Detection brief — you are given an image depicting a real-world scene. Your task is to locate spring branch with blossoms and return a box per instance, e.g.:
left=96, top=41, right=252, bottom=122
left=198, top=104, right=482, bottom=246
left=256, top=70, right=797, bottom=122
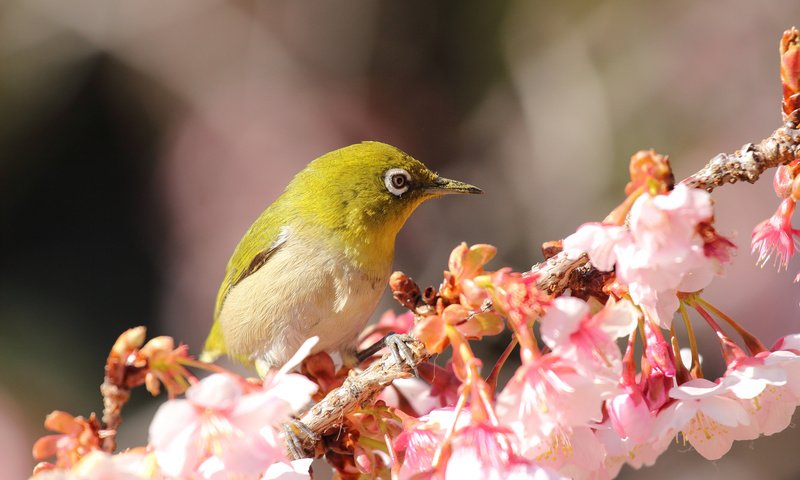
left=29, top=27, right=800, bottom=480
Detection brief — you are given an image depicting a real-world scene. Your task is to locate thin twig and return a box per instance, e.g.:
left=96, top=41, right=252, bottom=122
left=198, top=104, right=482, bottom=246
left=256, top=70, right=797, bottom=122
left=100, top=381, right=129, bottom=452
left=295, top=337, right=429, bottom=457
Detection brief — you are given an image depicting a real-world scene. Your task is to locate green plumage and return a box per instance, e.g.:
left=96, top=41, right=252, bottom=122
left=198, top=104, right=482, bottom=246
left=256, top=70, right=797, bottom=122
left=201, top=141, right=480, bottom=367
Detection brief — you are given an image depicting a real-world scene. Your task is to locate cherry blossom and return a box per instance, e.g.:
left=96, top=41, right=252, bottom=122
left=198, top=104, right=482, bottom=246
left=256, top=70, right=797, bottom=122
left=445, top=423, right=563, bottom=480
left=393, top=409, right=561, bottom=480
left=148, top=338, right=319, bottom=479
left=751, top=198, right=800, bottom=271
left=524, top=425, right=606, bottom=479
left=595, top=421, right=672, bottom=478
left=393, top=408, right=472, bottom=479
left=722, top=345, right=800, bottom=436
left=378, top=377, right=443, bottom=417
left=539, top=297, right=638, bottom=374
left=564, top=184, right=732, bottom=328
left=31, top=450, right=161, bottom=480
left=561, top=223, right=628, bottom=271
left=736, top=383, right=798, bottom=438
left=725, top=354, right=792, bottom=400
left=32, top=411, right=103, bottom=471
left=496, top=352, right=617, bottom=454
left=655, top=378, right=751, bottom=460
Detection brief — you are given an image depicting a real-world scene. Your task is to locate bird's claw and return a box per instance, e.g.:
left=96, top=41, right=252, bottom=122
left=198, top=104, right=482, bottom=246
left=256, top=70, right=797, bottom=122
left=356, top=332, right=419, bottom=375
left=282, top=419, right=318, bottom=460
left=385, top=333, right=418, bottom=376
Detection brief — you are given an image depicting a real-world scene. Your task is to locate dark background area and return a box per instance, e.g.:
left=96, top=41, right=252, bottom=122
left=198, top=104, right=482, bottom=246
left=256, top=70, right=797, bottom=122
left=3, top=1, right=800, bottom=478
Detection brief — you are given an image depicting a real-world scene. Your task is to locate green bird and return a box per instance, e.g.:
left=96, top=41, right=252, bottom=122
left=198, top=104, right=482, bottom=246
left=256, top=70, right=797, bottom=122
left=201, top=141, right=481, bottom=370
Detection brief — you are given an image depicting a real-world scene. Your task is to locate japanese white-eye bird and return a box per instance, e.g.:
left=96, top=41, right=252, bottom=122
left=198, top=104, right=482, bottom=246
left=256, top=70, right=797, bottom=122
left=201, top=141, right=481, bottom=370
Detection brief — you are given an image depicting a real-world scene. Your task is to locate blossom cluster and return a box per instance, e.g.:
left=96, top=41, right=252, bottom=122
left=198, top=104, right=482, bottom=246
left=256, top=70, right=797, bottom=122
left=30, top=205, right=800, bottom=479
left=32, top=337, right=319, bottom=480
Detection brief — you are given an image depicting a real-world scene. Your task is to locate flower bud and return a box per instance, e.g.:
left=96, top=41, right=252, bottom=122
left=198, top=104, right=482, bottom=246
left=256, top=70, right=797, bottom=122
left=625, top=149, right=673, bottom=196
left=781, top=27, right=800, bottom=118
left=110, top=327, right=146, bottom=356
left=390, top=271, right=421, bottom=310
left=774, top=165, right=794, bottom=198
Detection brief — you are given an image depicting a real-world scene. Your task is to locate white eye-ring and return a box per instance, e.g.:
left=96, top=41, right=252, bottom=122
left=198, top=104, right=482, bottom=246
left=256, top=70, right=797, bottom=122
left=384, top=168, right=411, bottom=196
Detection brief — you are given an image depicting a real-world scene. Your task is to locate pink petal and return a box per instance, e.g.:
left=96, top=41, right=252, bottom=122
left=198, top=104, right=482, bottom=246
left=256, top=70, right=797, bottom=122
left=43, top=411, right=80, bottom=435
left=669, top=378, right=724, bottom=399
left=653, top=184, right=712, bottom=222
left=32, top=435, right=61, bottom=461
left=773, top=334, right=800, bottom=350
left=697, top=396, right=750, bottom=427
left=148, top=400, right=202, bottom=477
left=233, top=375, right=317, bottom=432
left=651, top=290, right=680, bottom=329
left=595, top=298, right=639, bottom=339
left=746, top=386, right=797, bottom=435
left=264, top=459, right=313, bottom=480
left=216, top=434, right=286, bottom=478
left=379, top=378, right=440, bottom=416
left=628, top=283, right=678, bottom=329
left=72, top=451, right=148, bottom=480
left=657, top=401, right=696, bottom=433
left=563, top=223, right=627, bottom=272
left=540, top=297, right=587, bottom=348
left=278, top=336, right=319, bottom=376
left=683, top=418, right=736, bottom=460
left=676, top=262, right=716, bottom=293
left=608, top=393, right=653, bottom=442
left=728, top=368, right=786, bottom=400
left=197, top=456, right=226, bottom=480
left=263, top=374, right=319, bottom=412
left=186, top=374, right=243, bottom=410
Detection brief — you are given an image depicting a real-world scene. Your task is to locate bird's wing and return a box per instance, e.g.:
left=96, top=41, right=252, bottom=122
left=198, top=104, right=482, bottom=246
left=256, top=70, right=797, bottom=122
left=200, top=224, right=291, bottom=362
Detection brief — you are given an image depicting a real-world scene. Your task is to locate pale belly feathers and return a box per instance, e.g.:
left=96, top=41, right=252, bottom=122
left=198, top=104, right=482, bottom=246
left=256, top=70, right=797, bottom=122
left=217, top=233, right=389, bottom=368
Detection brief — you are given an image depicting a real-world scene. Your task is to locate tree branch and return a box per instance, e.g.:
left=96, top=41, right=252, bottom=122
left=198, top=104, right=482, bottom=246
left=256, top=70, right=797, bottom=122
left=296, top=336, right=428, bottom=457
left=531, top=251, right=589, bottom=295
left=682, top=123, right=799, bottom=191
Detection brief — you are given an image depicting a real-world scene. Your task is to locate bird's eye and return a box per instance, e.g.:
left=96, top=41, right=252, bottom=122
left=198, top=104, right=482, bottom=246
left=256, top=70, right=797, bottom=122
left=384, top=168, right=411, bottom=196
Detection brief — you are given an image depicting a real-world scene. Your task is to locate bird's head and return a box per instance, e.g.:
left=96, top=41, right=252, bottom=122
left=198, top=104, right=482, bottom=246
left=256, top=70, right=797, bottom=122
left=284, top=141, right=481, bottom=261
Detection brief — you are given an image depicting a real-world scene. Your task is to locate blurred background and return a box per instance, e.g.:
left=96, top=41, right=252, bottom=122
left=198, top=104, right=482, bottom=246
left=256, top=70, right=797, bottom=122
left=3, top=0, right=800, bottom=478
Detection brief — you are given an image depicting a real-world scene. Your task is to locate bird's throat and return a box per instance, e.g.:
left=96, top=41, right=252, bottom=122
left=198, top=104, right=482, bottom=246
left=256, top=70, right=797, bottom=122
left=339, top=224, right=397, bottom=275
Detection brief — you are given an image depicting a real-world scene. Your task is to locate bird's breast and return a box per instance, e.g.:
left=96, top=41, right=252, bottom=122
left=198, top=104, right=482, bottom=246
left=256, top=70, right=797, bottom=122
left=217, top=233, right=390, bottom=367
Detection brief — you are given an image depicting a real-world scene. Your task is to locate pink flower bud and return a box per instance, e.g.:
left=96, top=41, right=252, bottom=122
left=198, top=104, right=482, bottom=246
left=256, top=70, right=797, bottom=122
left=774, top=165, right=794, bottom=198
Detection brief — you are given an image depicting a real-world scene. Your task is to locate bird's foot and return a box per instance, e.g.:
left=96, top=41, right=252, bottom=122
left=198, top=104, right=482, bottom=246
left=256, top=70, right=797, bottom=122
left=385, top=333, right=419, bottom=375
left=357, top=332, right=418, bottom=376
left=282, top=418, right=318, bottom=460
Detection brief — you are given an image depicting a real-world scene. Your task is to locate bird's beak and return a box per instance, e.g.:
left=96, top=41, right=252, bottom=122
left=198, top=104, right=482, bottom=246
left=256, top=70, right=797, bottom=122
left=425, top=176, right=483, bottom=196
